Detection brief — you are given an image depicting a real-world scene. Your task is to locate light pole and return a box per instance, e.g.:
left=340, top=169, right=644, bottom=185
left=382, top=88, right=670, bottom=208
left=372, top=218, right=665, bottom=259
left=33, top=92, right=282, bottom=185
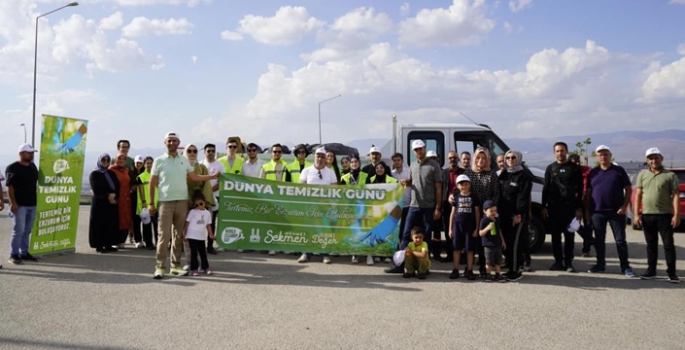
left=20, top=123, right=27, bottom=143
left=318, top=94, right=341, bottom=145
left=32, top=2, right=79, bottom=147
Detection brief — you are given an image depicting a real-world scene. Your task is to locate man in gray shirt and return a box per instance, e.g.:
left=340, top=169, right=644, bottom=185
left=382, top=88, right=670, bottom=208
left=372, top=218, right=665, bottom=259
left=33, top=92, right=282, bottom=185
left=386, top=140, right=443, bottom=273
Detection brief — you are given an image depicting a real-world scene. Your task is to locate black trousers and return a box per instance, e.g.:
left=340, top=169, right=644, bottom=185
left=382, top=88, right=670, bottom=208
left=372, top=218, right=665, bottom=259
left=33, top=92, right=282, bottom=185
left=188, top=238, right=209, bottom=270
left=208, top=209, right=218, bottom=249
left=397, top=207, right=410, bottom=250
left=133, top=215, right=142, bottom=243
left=441, top=201, right=454, bottom=262
left=502, top=214, right=527, bottom=273
left=142, top=215, right=158, bottom=248
left=549, top=203, right=577, bottom=266
left=642, top=214, right=676, bottom=275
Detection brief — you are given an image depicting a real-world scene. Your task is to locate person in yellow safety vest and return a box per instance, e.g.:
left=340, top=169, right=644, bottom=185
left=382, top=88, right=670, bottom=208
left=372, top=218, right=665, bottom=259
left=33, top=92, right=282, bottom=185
left=326, top=150, right=342, bottom=184
left=260, top=143, right=291, bottom=183
left=137, top=156, right=159, bottom=250
left=286, top=144, right=311, bottom=183
left=368, top=161, right=398, bottom=184
left=217, top=138, right=244, bottom=175
left=340, top=156, right=368, bottom=185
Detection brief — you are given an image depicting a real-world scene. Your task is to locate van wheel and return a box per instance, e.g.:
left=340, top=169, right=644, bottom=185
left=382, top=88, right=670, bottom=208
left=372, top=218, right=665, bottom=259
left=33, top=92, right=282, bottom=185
left=528, top=216, right=546, bottom=253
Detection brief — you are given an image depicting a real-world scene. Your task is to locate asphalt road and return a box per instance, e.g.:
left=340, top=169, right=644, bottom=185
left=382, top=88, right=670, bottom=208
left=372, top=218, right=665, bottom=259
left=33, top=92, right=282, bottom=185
left=1, top=207, right=684, bottom=350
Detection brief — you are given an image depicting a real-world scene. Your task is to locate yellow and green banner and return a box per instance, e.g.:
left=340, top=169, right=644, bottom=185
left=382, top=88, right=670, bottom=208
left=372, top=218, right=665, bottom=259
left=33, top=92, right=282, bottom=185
left=216, top=174, right=404, bottom=256
left=31, top=115, right=88, bottom=255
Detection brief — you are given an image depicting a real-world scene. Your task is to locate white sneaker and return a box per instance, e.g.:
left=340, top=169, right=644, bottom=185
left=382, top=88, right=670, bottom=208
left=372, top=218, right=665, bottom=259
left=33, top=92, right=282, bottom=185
left=297, top=254, right=309, bottom=263
left=374, top=257, right=381, bottom=263
left=351, top=256, right=359, bottom=264
left=118, top=244, right=125, bottom=249
left=268, top=250, right=276, bottom=256
left=366, top=256, right=375, bottom=265
left=183, top=264, right=190, bottom=271
left=135, top=242, right=144, bottom=249
left=323, top=256, right=332, bottom=264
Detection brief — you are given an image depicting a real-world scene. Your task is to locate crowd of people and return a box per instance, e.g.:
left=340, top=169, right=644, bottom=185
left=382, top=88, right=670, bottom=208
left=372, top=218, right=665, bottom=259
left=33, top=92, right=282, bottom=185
left=1, top=135, right=680, bottom=284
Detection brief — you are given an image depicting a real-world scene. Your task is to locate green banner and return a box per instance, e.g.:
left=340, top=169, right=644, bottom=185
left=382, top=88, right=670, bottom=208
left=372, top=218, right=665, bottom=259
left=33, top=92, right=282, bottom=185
left=216, top=174, right=404, bottom=256
left=30, top=115, right=88, bottom=255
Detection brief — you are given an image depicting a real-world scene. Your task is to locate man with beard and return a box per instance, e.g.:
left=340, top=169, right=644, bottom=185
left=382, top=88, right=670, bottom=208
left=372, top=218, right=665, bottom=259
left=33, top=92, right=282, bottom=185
left=286, top=144, right=312, bottom=183
left=362, top=146, right=391, bottom=178
left=242, top=143, right=264, bottom=178
left=5, top=144, right=40, bottom=265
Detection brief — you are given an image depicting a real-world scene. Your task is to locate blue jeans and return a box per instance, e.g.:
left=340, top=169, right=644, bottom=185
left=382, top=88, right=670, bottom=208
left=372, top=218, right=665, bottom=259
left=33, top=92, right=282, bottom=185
left=10, top=206, right=37, bottom=257
left=400, top=207, right=435, bottom=250
left=592, top=211, right=630, bottom=270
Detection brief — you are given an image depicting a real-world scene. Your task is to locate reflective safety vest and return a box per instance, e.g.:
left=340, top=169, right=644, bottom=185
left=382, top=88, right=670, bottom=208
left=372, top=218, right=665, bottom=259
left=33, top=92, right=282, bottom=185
left=370, top=175, right=398, bottom=184
left=136, top=171, right=158, bottom=214
left=286, top=160, right=311, bottom=183
left=340, top=171, right=368, bottom=185
left=218, top=155, right=244, bottom=175
left=262, top=160, right=290, bottom=182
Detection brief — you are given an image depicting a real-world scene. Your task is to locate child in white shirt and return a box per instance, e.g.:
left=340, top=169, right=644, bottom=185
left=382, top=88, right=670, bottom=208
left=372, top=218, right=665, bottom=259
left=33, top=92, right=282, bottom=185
left=183, top=191, right=216, bottom=276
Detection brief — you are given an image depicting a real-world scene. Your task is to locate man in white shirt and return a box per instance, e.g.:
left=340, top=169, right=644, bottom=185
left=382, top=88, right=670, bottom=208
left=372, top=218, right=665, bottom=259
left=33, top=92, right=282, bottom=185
left=242, top=143, right=264, bottom=178
left=297, top=147, right=337, bottom=264
left=201, top=143, right=225, bottom=255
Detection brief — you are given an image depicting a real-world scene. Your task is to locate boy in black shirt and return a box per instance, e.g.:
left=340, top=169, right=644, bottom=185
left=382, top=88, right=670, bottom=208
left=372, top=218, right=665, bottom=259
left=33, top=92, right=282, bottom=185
left=448, top=175, right=481, bottom=280
left=480, top=200, right=506, bottom=282
left=542, top=142, right=584, bottom=273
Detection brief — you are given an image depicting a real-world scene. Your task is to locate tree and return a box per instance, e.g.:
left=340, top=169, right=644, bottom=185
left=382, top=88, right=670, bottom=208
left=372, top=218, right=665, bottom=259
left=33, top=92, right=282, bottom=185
left=570, top=138, right=592, bottom=166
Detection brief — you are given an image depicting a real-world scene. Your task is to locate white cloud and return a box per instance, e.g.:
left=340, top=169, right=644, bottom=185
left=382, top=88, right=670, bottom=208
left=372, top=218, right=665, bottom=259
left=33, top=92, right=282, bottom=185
left=221, top=30, right=243, bottom=41
left=88, top=0, right=210, bottom=6
left=331, top=7, right=392, bottom=33
left=400, top=3, right=411, bottom=17
left=640, top=56, right=685, bottom=102
left=191, top=55, right=198, bottom=63
left=398, top=0, right=496, bottom=48
left=99, top=12, right=124, bottom=30
left=122, top=17, right=193, bottom=37
left=509, top=0, right=533, bottom=13
left=222, top=6, right=324, bottom=45
left=678, top=43, right=685, bottom=55
left=669, top=0, right=685, bottom=4
left=502, top=21, right=523, bottom=34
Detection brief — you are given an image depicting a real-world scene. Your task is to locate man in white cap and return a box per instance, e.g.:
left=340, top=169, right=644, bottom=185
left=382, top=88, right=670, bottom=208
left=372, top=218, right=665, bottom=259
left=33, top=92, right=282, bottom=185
left=362, top=145, right=391, bottom=178
left=148, top=132, right=219, bottom=279
left=634, top=147, right=680, bottom=283
left=585, top=145, right=634, bottom=277
left=5, top=144, right=40, bottom=265
left=297, top=147, right=338, bottom=264
left=386, top=139, right=443, bottom=273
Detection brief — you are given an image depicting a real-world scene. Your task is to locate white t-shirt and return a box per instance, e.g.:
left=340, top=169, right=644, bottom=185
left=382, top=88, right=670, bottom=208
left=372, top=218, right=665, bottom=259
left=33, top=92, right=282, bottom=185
left=185, top=208, right=213, bottom=241
left=202, top=159, right=225, bottom=212
left=392, top=167, right=411, bottom=208
left=300, top=166, right=337, bottom=185
left=242, top=159, right=264, bottom=178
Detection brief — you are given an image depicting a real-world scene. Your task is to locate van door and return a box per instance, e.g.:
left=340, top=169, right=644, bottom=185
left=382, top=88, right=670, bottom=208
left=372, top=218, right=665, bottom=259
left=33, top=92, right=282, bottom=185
left=406, top=130, right=445, bottom=167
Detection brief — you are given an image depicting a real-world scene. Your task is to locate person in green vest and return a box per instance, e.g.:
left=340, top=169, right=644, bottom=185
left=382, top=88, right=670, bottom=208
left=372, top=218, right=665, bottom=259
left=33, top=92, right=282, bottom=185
left=368, top=162, right=397, bottom=184
left=182, top=143, right=216, bottom=271
left=131, top=155, right=146, bottom=248
left=340, top=156, right=351, bottom=176
left=217, top=138, right=244, bottom=175
left=137, top=156, right=158, bottom=250
left=340, top=156, right=367, bottom=185
left=326, top=150, right=341, bottom=184
left=259, top=143, right=291, bottom=256
left=286, top=144, right=311, bottom=183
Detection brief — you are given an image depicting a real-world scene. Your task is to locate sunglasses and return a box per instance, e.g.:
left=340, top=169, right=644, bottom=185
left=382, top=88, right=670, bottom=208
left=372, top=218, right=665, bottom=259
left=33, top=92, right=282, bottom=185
left=248, top=149, right=257, bottom=152
left=228, top=145, right=238, bottom=149
left=273, top=150, right=282, bottom=154
left=205, top=149, right=215, bottom=153
left=505, top=156, right=516, bottom=160
left=186, top=149, right=197, bottom=154
left=196, top=202, right=205, bottom=207
left=317, top=170, right=323, bottom=179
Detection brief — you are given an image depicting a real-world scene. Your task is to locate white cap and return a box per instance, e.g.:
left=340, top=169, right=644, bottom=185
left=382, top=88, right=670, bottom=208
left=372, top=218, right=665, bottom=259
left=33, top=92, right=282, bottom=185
left=567, top=217, right=581, bottom=233
left=164, top=131, right=179, bottom=140
left=412, top=139, right=426, bottom=150
left=18, top=143, right=37, bottom=153
left=456, top=174, right=470, bottom=183
left=645, top=147, right=661, bottom=157
left=595, top=145, right=611, bottom=153
left=134, top=155, right=144, bottom=163
left=426, top=150, right=438, bottom=158
left=315, top=147, right=327, bottom=155
left=369, top=146, right=381, bottom=154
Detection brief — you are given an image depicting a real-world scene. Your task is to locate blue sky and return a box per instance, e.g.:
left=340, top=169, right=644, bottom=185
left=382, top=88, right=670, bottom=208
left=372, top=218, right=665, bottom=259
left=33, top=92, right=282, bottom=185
left=1, top=0, right=684, bottom=156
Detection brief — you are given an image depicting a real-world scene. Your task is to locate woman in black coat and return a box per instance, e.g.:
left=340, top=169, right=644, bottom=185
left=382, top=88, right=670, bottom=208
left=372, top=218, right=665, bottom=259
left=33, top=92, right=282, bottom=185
left=89, top=153, right=120, bottom=253
left=498, top=149, right=532, bottom=281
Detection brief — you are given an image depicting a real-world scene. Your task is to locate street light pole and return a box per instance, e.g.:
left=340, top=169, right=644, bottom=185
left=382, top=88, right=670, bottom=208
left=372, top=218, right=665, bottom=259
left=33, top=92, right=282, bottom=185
left=20, top=123, right=27, bottom=143
left=317, top=94, right=341, bottom=145
left=31, top=2, right=79, bottom=147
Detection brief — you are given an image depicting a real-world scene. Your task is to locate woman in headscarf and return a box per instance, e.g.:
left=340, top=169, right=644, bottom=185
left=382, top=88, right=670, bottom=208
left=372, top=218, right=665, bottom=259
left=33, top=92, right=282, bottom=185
left=368, top=162, right=397, bottom=184
left=498, top=150, right=532, bottom=281
left=109, top=152, right=134, bottom=246
left=89, top=153, right=120, bottom=253
left=340, top=156, right=351, bottom=176
left=183, top=143, right=215, bottom=270
left=340, top=156, right=368, bottom=185
left=464, top=147, right=500, bottom=278
left=326, top=150, right=341, bottom=184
